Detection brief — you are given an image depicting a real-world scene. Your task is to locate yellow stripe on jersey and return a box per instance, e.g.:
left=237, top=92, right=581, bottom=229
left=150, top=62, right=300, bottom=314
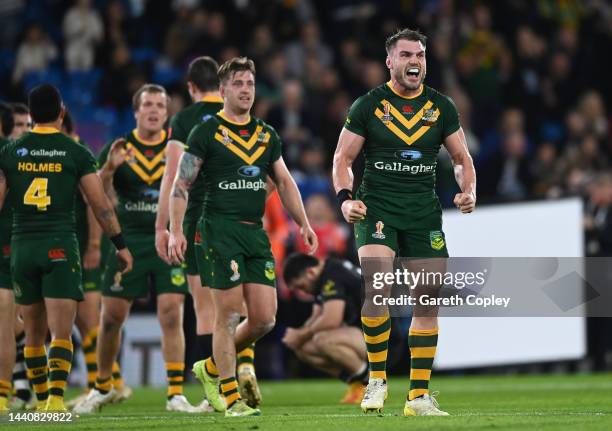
left=214, top=133, right=267, bottom=165
left=127, top=144, right=166, bottom=171
left=218, top=125, right=264, bottom=151
left=380, top=99, right=433, bottom=130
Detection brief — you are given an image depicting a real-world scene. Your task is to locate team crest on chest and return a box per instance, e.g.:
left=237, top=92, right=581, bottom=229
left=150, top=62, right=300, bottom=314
left=421, top=108, right=439, bottom=125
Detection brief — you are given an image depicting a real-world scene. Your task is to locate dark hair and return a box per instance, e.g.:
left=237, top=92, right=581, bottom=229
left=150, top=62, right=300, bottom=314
left=0, top=102, right=14, bottom=137
left=283, top=253, right=319, bottom=285
left=385, top=28, right=427, bottom=54
left=187, top=56, right=220, bottom=92
left=28, top=84, right=62, bottom=123
left=11, top=102, right=29, bottom=116
left=132, top=83, right=168, bottom=111
left=218, top=57, right=256, bottom=84
left=62, top=109, right=74, bottom=134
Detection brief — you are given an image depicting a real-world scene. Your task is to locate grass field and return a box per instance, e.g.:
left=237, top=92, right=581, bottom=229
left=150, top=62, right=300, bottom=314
left=5, top=373, right=612, bottom=430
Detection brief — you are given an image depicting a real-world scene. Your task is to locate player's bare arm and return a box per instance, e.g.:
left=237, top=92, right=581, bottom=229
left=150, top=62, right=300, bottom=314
left=155, top=140, right=184, bottom=264
left=0, top=167, right=7, bottom=210
left=271, top=156, right=318, bottom=254
left=444, top=127, right=476, bottom=214
left=168, top=152, right=203, bottom=263
left=83, top=203, right=102, bottom=270
left=283, top=301, right=344, bottom=349
left=332, top=128, right=368, bottom=223
left=99, top=137, right=130, bottom=203
left=80, top=172, right=133, bottom=273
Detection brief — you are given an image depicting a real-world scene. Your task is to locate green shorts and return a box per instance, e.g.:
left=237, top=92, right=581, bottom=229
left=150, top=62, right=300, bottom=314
left=354, top=203, right=449, bottom=258
left=201, top=218, right=276, bottom=289
left=0, top=240, right=11, bottom=289
left=10, top=233, right=84, bottom=305
left=184, top=204, right=203, bottom=276
left=195, top=217, right=211, bottom=287
left=79, top=236, right=111, bottom=292
left=102, top=233, right=188, bottom=298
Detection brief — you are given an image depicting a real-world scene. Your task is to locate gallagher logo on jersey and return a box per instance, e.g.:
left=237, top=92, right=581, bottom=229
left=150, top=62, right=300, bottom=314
left=237, top=165, right=261, bottom=177
left=395, top=150, right=422, bottom=161
left=16, top=148, right=28, bottom=157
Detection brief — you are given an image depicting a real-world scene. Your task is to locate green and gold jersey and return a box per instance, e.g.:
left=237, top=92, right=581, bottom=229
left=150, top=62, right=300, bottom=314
left=186, top=112, right=282, bottom=222
left=0, top=127, right=97, bottom=236
left=169, top=96, right=224, bottom=212
left=99, top=129, right=168, bottom=236
left=0, top=137, right=13, bottom=243
left=345, top=82, right=460, bottom=197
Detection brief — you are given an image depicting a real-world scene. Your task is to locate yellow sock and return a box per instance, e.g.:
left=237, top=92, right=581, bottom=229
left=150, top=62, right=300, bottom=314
left=24, top=345, right=49, bottom=402
left=361, top=315, right=391, bottom=380
left=236, top=343, right=255, bottom=372
left=95, top=376, right=112, bottom=394
left=205, top=357, right=219, bottom=377
left=0, top=379, right=11, bottom=401
left=83, top=327, right=98, bottom=389
left=166, top=362, right=184, bottom=399
left=48, top=338, right=73, bottom=399
left=112, top=361, right=124, bottom=389
left=407, top=328, right=438, bottom=400
left=220, top=376, right=240, bottom=408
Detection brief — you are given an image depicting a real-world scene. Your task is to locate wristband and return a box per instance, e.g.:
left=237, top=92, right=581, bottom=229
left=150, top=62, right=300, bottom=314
left=336, top=189, right=353, bottom=206
left=110, top=234, right=127, bottom=250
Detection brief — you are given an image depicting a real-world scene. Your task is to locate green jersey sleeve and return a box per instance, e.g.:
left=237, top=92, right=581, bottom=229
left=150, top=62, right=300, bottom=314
left=74, top=143, right=98, bottom=177
left=344, top=94, right=372, bottom=137
left=441, top=95, right=460, bottom=138
left=169, top=113, right=189, bottom=144
left=268, top=126, right=282, bottom=162
left=185, top=123, right=209, bottom=161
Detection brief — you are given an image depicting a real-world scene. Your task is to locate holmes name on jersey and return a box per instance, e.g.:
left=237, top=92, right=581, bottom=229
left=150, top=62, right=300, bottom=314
left=218, top=179, right=267, bottom=191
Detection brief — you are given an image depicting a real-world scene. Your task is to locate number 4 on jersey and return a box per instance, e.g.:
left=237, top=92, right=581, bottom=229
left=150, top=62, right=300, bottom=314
left=24, top=177, right=51, bottom=211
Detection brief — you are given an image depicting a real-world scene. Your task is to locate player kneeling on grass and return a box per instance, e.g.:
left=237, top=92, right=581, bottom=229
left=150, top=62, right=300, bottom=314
left=282, top=253, right=369, bottom=404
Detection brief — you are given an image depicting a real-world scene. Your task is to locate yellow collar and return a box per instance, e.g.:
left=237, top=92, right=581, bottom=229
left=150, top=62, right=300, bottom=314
left=199, top=95, right=223, bottom=103
left=217, top=110, right=251, bottom=126
left=32, top=126, right=60, bottom=134
left=386, top=81, right=423, bottom=99
left=133, top=129, right=167, bottom=146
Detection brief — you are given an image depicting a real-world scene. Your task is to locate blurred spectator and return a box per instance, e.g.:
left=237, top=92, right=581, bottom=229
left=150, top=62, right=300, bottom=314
left=0, top=0, right=25, bottom=49
left=247, top=25, right=277, bottom=64
left=289, top=194, right=348, bottom=260
left=99, top=43, right=144, bottom=109
left=479, top=131, right=533, bottom=201
left=12, top=24, right=58, bottom=83
left=291, top=143, right=332, bottom=202
left=577, top=90, right=608, bottom=140
left=268, top=79, right=313, bottom=166
left=63, top=0, right=104, bottom=71
left=285, top=21, right=333, bottom=79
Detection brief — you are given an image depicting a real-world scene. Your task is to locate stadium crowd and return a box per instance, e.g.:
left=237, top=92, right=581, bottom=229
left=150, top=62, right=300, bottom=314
left=1, top=0, right=612, bottom=377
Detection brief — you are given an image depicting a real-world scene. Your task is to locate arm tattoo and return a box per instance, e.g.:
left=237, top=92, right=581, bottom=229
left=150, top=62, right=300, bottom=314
left=178, top=153, right=202, bottom=186
left=172, top=153, right=202, bottom=200
left=95, top=207, right=121, bottom=237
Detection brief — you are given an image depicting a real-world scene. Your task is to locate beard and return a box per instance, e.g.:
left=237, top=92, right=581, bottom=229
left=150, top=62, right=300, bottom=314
left=394, top=66, right=426, bottom=91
